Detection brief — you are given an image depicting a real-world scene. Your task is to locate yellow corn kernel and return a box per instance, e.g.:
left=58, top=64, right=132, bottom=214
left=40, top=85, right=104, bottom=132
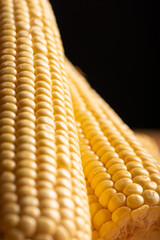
left=143, top=181, right=157, bottom=191
left=99, top=221, right=117, bottom=240
left=142, top=190, right=160, bottom=206
left=112, top=206, right=131, bottom=223
left=114, top=178, right=133, bottom=192
left=91, top=172, right=111, bottom=189
left=123, top=183, right=143, bottom=196
left=127, top=194, right=144, bottom=209
left=112, top=170, right=132, bottom=182
left=108, top=193, right=126, bottom=212
left=99, top=188, right=117, bottom=208
left=133, top=175, right=150, bottom=186
left=107, top=162, right=127, bottom=175
left=95, top=180, right=114, bottom=197
left=90, top=202, right=102, bottom=219
left=93, top=209, right=111, bottom=230
left=105, top=158, right=124, bottom=168
left=101, top=151, right=119, bottom=165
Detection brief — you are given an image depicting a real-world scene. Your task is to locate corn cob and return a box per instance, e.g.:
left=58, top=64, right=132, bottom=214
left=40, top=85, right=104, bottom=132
left=0, top=0, right=91, bottom=239
left=66, top=60, right=160, bottom=240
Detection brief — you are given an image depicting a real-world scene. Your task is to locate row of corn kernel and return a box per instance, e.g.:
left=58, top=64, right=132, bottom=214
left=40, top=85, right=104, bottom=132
left=40, top=2, right=76, bottom=239
left=0, top=0, right=18, bottom=238
left=14, top=1, right=39, bottom=239
left=62, top=71, right=91, bottom=240
left=85, top=180, right=101, bottom=240
left=60, top=71, right=90, bottom=239
left=42, top=2, right=91, bottom=238
left=36, top=0, right=91, bottom=239
left=28, top=0, right=60, bottom=239
left=86, top=176, right=112, bottom=239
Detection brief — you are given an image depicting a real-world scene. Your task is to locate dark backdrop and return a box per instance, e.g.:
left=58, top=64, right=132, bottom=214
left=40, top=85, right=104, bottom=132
left=50, top=0, right=160, bottom=129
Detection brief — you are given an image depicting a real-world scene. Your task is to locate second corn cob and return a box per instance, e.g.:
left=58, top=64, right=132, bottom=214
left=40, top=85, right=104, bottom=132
left=66, top=60, right=160, bottom=240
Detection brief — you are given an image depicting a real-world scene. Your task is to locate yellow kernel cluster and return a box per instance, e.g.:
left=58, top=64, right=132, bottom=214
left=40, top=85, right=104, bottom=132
left=0, top=0, right=91, bottom=240
left=66, top=60, right=160, bottom=240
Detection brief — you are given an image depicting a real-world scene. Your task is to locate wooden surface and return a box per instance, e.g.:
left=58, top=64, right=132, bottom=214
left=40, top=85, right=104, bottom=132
left=134, top=129, right=160, bottom=149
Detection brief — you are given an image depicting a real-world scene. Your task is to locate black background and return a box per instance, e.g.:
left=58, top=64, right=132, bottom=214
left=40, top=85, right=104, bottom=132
left=50, top=0, right=160, bottom=129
